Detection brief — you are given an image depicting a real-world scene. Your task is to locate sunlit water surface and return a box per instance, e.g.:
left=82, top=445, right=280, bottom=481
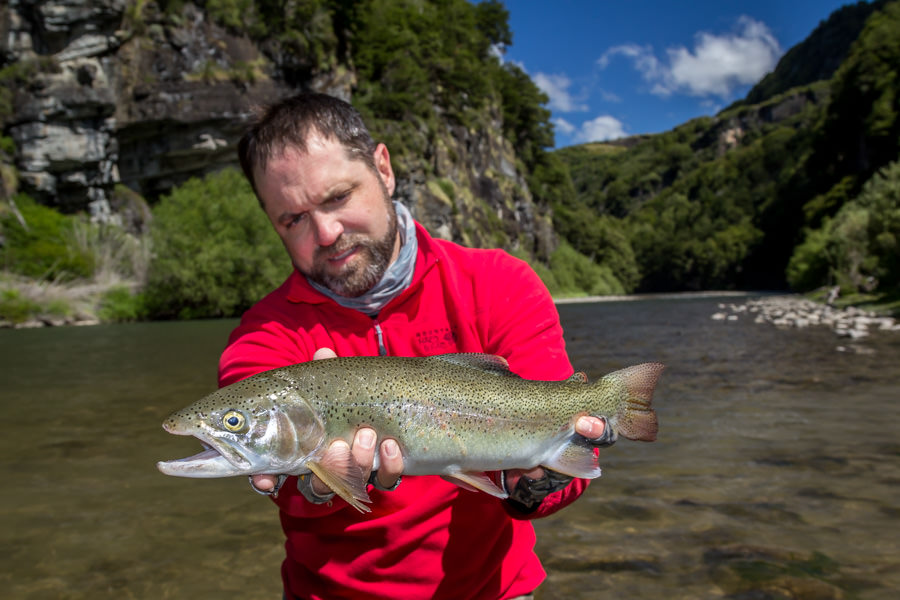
left=1, top=295, right=898, bottom=599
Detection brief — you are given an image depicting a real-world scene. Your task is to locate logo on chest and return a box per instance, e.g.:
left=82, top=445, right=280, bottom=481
left=415, top=326, right=458, bottom=353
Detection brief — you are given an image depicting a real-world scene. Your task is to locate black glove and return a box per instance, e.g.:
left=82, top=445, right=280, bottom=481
left=504, top=416, right=617, bottom=513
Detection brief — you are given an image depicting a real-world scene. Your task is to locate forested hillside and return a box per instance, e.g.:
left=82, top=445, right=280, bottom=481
left=1, top=0, right=898, bottom=326
left=739, top=0, right=886, bottom=106
left=554, top=0, right=900, bottom=299
left=1, top=0, right=590, bottom=324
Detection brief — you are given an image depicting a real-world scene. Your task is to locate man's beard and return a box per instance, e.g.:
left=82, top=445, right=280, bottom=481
left=305, top=192, right=398, bottom=298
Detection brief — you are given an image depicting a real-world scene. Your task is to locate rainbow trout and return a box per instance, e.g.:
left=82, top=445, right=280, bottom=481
left=157, top=354, right=663, bottom=512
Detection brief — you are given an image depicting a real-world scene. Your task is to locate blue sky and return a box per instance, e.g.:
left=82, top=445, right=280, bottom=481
left=500, top=0, right=857, bottom=148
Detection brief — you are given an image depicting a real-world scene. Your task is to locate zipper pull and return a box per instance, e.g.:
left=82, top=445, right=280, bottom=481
left=374, top=322, right=387, bottom=356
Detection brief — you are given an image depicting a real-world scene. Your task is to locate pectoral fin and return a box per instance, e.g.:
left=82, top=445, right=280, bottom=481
left=543, top=436, right=603, bottom=479
left=307, top=446, right=372, bottom=513
left=441, top=471, right=508, bottom=498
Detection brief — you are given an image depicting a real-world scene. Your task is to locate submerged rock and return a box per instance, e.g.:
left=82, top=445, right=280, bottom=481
left=705, top=545, right=846, bottom=599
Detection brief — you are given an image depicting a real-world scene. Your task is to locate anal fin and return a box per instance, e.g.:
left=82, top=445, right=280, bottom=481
left=441, top=471, right=508, bottom=498
left=543, top=436, right=603, bottom=479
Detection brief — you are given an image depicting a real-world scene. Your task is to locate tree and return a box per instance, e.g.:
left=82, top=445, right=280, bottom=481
left=143, top=169, right=290, bottom=319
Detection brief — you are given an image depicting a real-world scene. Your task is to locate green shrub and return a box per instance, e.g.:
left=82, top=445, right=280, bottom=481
left=787, top=160, right=900, bottom=293
left=548, top=242, right=625, bottom=297
left=0, top=288, right=40, bottom=323
left=66, top=217, right=150, bottom=282
left=786, top=226, right=832, bottom=291
left=143, top=168, right=290, bottom=319
left=0, top=194, right=94, bottom=280
left=856, top=160, right=900, bottom=290
left=98, top=285, right=147, bottom=322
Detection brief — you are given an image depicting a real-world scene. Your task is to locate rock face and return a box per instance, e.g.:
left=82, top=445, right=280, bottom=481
left=1, top=0, right=556, bottom=258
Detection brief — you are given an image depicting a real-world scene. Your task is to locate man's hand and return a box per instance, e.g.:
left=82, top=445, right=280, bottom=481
left=250, top=348, right=404, bottom=495
left=505, top=415, right=608, bottom=484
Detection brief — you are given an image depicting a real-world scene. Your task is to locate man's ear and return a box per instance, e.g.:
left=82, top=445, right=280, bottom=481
left=373, top=143, right=396, bottom=196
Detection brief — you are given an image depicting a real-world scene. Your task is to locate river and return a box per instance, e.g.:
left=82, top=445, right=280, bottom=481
left=1, top=295, right=898, bottom=599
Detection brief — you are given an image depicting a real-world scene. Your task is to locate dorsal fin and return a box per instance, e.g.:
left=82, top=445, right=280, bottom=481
left=430, top=353, right=517, bottom=377
left=566, top=372, right=589, bottom=383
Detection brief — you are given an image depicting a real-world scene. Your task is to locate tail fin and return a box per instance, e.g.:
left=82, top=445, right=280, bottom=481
left=607, top=362, right=664, bottom=442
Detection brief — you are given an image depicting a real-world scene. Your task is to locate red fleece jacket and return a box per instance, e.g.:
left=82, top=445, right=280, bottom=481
left=219, top=223, right=590, bottom=600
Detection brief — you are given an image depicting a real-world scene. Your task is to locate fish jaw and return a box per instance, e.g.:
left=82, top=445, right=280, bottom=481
left=156, top=442, right=253, bottom=478
left=156, top=422, right=262, bottom=478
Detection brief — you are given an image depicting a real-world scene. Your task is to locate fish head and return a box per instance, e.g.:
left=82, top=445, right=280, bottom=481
left=157, top=375, right=325, bottom=478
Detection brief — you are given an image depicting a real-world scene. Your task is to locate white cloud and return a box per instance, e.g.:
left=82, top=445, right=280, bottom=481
left=598, top=17, right=781, bottom=99
left=532, top=72, right=589, bottom=113
left=599, top=44, right=663, bottom=80
left=598, top=89, right=622, bottom=103
left=553, top=117, right=576, bottom=135
left=665, top=17, right=781, bottom=96
left=574, top=115, right=628, bottom=143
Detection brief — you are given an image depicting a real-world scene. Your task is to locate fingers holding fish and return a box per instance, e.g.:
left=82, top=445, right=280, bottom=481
left=351, top=430, right=405, bottom=491
left=310, top=350, right=403, bottom=497
left=348, top=428, right=377, bottom=493
left=373, top=438, right=403, bottom=491
left=576, top=415, right=617, bottom=447
left=309, top=428, right=405, bottom=498
left=250, top=473, right=280, bottom=493
left=313, top=347, right=339, bottom=360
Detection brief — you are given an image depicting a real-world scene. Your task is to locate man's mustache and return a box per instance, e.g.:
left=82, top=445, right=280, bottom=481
left=315, top=236, right=365, bottom=261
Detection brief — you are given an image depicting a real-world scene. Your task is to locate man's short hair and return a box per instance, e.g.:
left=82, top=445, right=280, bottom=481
left=238, top=93, right=378, bottom=201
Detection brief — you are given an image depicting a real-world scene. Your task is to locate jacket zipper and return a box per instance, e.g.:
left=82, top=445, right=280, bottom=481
left=374, top=322, right=387, bottom=356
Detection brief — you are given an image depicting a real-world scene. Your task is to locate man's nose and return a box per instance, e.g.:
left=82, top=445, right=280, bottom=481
left=313, top=213, right=344, bottom=247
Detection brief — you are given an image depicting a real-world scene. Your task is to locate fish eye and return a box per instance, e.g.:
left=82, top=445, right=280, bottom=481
left=222, top=410, right=246, bottom=432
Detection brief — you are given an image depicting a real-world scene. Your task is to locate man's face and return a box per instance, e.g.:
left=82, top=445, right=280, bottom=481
left=254, top=135, right=400, bottom=297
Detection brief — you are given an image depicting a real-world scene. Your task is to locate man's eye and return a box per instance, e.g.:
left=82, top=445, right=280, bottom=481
left=287, top=214, right=307, bottom=228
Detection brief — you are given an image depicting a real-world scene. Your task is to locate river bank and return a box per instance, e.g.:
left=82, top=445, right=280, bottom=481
left=1, top=281, right=752, bottom=329
left=4, top=280, right=898, bottom=332
left=554, top=290, right=755, bottom=304
left=0, top=274, right=137, bottom=329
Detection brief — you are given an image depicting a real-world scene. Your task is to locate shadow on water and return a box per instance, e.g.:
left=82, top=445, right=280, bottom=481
left=1, top=295, right=898, bottom=599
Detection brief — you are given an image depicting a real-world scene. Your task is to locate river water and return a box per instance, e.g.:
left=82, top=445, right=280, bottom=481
left=1, top=295, right=898, bottom=599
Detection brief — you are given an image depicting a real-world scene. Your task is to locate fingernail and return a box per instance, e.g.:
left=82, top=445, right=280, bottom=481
left=357, top=429, right=375, bottom=450
left=383, top=439, right=399, bottom=458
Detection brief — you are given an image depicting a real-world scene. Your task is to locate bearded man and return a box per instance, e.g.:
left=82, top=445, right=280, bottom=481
left=223, top=92, right=610, bottom=600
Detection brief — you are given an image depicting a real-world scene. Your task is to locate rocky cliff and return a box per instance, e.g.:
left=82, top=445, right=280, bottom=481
left=1, top=0, right=555, bottom=257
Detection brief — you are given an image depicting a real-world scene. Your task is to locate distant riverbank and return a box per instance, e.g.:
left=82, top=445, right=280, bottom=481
left=4, top=282, right=896, bottom=330
left=554, top=290, right=756, bottom=305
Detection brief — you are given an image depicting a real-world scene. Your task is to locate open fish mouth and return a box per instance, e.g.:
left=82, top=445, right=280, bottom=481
left=157, top=440, right=251, bottom=478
